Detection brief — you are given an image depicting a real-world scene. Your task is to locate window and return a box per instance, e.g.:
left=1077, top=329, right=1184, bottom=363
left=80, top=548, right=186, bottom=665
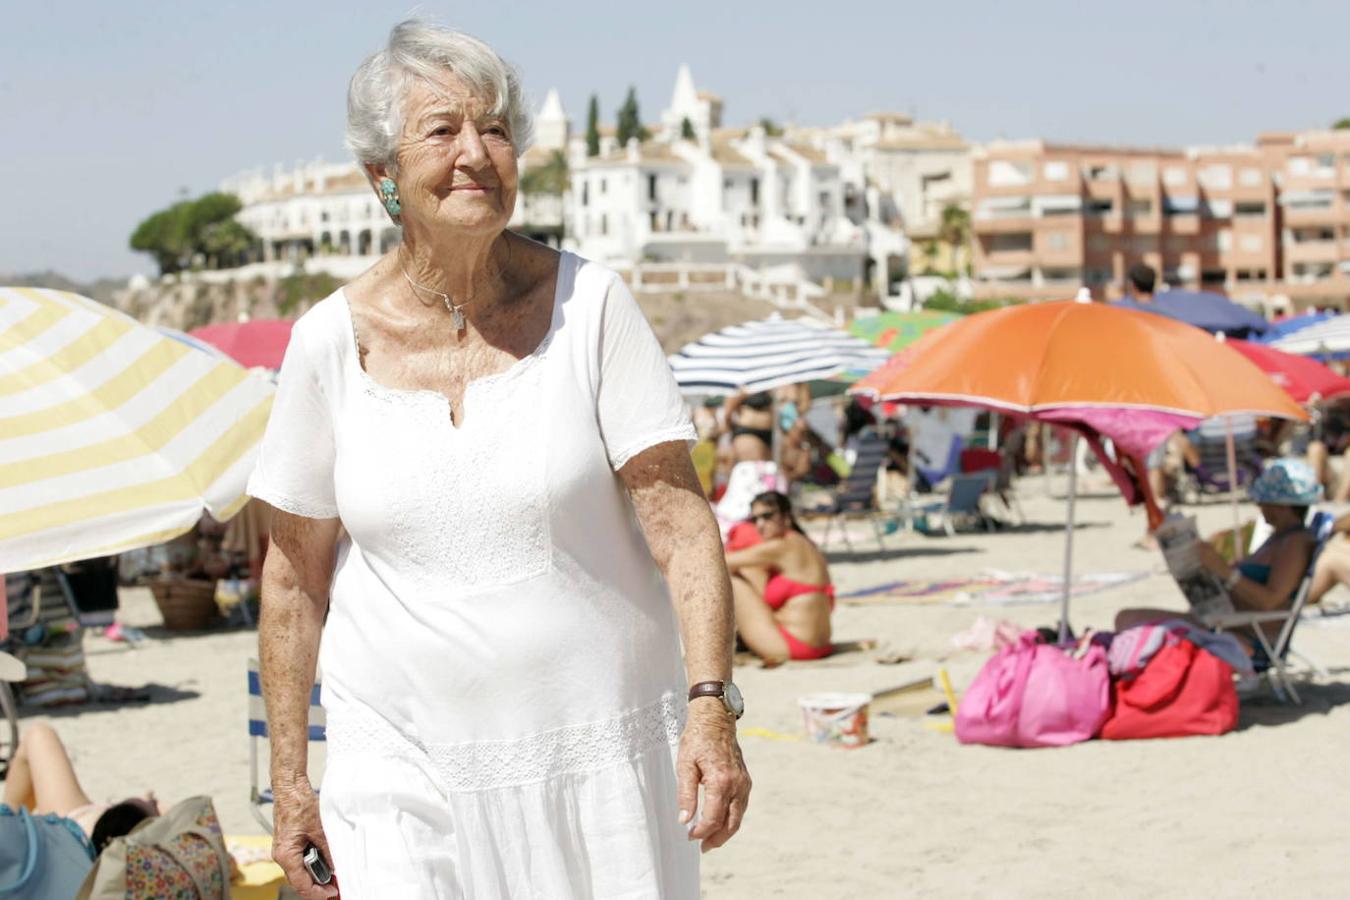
left=600, top=178, right=607, bottom=195
left=750, top=178, right=760, bottom=205
left=1085, top=198, right=1114, bottom=216
left=1205, top=199, right=1233, bottom=218
left=1217, top=229, right=1232, bottom=252
left=1239, top=167, right=1263, bottom=187
left=1084, top=164, right=1119, bottom=181
left=1163, top=166, right=1188, bottom=187
left=1126, top=199, right=1153, bottom=216
left=1128, top=162, right=1157, bottom=184
left=1201, top=269, right=1226, bottom=286
left=988, top=160, right=1034, bottom=186
left=649, top=211, right=659, bottom=231
left=581, top=182, right=589, bottom=206
left=987, top=233, right=1033, bottom=252
left=1043, top=161, right=1070, bottom=181
left=1042, top=233, right=1068, bottom=251
left=648, top=174, right=657, bottom=201
left=600, top=213, right=608, bottom=236
left=1234, top=201, right=1265, bottom=217
left=1041, top=267, right=1080, bottom=283
left=1239, top=234, right=1263, bottom=252
left=1288, top=156, right=1312, bottom=176
left=1087, top=235, right=1109, bottom=252
left=723, top=179, right=732, bottom=189
left=1164, top=196, right=1200, bottom=215
left=1084, top=268, right=1112, bottom=285
left=1198, top=164, right=1232, bottom=189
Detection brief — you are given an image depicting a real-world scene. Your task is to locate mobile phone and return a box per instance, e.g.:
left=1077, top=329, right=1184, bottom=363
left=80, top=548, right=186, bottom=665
left=302, top=844, right=333, bottom=886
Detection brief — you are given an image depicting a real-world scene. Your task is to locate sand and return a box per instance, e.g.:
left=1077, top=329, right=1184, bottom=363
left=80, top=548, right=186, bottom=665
left=31, top=476, right=1350, bottom=898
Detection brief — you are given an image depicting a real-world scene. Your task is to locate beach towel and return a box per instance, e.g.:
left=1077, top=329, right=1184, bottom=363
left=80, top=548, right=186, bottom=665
left=839, top=571, right=1148, bottom=607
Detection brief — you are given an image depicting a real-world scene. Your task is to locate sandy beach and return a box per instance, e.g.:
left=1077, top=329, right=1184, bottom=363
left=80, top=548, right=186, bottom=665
left=32, top=477, right=1350, bottom=898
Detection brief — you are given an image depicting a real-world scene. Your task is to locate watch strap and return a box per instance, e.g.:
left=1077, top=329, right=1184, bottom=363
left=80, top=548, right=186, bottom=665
left=687, top=680, right=726, bottom=702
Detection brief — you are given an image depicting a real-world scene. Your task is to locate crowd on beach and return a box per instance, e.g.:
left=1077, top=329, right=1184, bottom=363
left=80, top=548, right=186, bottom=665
left=7, top=249, right=1350, bottom=888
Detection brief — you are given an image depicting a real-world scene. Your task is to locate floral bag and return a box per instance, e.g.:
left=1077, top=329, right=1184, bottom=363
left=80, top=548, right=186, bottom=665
left=77, top=796, right=232, bottom=900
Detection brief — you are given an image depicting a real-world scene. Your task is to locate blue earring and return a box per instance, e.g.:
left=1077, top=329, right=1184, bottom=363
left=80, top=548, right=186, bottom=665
left=379, top=177, right=401, bottom=216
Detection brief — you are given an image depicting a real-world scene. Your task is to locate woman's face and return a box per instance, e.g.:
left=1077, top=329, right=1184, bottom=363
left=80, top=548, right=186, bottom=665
left=382, top=73, right=518, bottom=238
left=749, top=503, right=787, bottom=539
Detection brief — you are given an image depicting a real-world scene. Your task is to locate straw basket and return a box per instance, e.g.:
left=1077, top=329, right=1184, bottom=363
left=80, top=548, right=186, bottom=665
left=146, top=577, right=219, bottom=630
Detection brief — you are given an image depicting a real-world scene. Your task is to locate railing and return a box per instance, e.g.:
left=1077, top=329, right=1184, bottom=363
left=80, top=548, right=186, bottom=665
left=614, top=261, right=832, bottom=321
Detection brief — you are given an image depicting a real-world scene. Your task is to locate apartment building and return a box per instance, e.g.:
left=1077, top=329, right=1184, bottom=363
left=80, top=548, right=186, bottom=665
left=970, top=129, right=1350, bottom=308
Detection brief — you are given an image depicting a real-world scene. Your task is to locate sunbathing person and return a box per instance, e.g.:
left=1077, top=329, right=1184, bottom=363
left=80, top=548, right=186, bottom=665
left=1116, top=459, right=1318, bottom=651
left=2, top=722, right=160, bottom=853
left=725, top=491, right=834, bottom=664
left=722, top=390, right=776, bottom=463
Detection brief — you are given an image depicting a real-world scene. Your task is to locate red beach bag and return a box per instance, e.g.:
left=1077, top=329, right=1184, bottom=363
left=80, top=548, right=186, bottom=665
left=1101, top=640, right=1238, bottom=740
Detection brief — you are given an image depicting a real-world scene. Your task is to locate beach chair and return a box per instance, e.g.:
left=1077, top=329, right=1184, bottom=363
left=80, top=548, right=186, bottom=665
left=817, top=433, right=890, bottom=551
left=1207, top=511, right=1334, bottom=704
left=248, top=658, right=325, bottom=832
left=914, top=473, right=994, bottom=536
left=1181, top=417, right=1263, bottom=499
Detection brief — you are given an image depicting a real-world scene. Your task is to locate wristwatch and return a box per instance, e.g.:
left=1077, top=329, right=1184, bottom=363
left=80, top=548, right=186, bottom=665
left=688, top=681, right=745, bottom=719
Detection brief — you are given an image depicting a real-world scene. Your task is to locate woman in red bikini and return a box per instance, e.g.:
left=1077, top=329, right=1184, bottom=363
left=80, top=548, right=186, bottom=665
left=725, top=491, right=834, bottom=664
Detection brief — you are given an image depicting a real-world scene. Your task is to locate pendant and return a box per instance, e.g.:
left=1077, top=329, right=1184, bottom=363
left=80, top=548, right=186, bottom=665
left=450, top=306, right=466, bottom=331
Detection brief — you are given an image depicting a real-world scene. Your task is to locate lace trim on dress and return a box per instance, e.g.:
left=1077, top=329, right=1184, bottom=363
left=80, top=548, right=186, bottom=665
left=609, top=425, right=700, bottom=471
left=326, top=693, right=685, bottom=793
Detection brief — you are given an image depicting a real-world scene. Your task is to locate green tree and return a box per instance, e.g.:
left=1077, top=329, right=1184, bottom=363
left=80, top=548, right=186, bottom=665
left=519, top=150, right=569, bottom=196
left=758, top=117, right=783, bottom=137
left=585, top=94, right=601, bottom=157
left=1334, top=117, right=1350, bottom=130
left=616, top=86, right=650, bottom=146
left=129, top=192, right=255, bottom=275
left=937, top=202, right=972, bottom=275
left=680, top=116, right=696, bottom=140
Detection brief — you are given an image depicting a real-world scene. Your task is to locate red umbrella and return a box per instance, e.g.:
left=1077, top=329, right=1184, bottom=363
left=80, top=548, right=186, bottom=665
left=1227, top=339, right=1350, bottom=403
left=188, top=320, right=294, bottom=370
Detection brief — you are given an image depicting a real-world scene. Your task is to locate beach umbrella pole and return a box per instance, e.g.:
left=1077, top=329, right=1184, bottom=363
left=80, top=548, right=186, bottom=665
left=1058, top=434, right=1079, bottom=644
left=1224, top=415, right=1243, bottom=560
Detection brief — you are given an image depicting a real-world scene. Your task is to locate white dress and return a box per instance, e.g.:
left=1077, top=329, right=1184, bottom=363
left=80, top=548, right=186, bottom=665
left=247, top=252, right=700, bottom=899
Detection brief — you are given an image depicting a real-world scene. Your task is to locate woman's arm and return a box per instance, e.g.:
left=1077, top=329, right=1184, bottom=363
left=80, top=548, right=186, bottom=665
left=259, top=510, right=342, bottom=899
left=725, top=539, right=786, bottom=572
left=1200, top=537, right=1312, bottom=612
left=621, top=440, right=751, bottom=854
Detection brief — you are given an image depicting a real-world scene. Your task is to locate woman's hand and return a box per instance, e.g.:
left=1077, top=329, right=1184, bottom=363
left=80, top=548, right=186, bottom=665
left=1196, top=542, right=1231, bottom=578
left=272, top=781, right=338, bottom=899
left=676, top=700, right=752, bottom=853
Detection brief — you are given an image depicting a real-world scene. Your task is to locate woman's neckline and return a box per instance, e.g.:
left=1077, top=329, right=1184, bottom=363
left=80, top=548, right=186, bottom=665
left=339, top=249, right=571, bottom=410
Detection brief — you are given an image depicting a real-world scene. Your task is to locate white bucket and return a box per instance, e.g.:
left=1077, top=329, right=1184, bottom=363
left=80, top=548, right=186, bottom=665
left=798, top=692, right=871, bottom=748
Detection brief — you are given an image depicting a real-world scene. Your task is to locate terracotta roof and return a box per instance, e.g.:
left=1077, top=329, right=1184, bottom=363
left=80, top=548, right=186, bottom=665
left=710, top=141, right=755, bottom=170
left=770, top=142, right=828, bottom=165
left=596, top=140, right=684, bottom=165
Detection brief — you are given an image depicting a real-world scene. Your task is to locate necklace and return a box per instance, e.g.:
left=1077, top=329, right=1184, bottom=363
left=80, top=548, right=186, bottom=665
left=399, top=263, right=472, bottom=331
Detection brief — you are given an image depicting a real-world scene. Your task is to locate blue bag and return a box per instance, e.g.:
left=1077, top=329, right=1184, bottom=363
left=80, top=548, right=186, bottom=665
left=0, top=803, right=95, bottom=898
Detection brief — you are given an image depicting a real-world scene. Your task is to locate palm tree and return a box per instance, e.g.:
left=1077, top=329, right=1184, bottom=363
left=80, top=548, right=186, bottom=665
left=937, top=203, right=971, bottom=276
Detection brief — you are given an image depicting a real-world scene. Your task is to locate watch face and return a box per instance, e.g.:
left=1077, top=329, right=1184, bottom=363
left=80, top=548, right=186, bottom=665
left=724, top=682, right=745, bottom=718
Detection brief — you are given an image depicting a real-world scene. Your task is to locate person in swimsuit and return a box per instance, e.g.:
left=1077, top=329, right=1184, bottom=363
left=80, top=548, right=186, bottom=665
left=1116, top=459, right=1318, bottom=651
left=2, top=722, right=161, bottom=854
left=722, top=391, right=775, bottom=463
left=725, top=491, right=834, bottom=664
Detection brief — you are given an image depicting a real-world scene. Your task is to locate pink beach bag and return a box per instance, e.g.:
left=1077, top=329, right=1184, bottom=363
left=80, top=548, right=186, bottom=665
left=955, top=631, right=1110, bottom=748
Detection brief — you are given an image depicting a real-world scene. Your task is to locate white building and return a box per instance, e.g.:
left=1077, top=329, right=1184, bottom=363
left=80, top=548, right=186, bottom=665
left=220, top=69, right=971, bottom=303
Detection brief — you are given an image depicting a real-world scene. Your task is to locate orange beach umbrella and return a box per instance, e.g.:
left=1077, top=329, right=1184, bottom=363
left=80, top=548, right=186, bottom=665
left=854, top=300, right=1304, bottom=425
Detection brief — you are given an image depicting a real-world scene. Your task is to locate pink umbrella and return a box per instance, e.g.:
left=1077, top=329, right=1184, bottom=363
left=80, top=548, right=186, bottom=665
left=188, top=320, right=294, bottom=371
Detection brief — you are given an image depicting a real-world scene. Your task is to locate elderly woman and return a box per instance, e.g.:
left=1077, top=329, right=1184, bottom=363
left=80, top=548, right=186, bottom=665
left=248, top=21, right=749, bottom=898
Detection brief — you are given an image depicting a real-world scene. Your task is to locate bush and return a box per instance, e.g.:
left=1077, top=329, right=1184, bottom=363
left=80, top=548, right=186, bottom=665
left=277, top=272, right=341, bottom=316
left=922, top=287, right=1022, bottom=314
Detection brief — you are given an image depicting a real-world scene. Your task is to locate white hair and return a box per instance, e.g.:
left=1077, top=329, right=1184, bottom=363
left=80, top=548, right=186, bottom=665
left=346, top=20, right=534, bottom=171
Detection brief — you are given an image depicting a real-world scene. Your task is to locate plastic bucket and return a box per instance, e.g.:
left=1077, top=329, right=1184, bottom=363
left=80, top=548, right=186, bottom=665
left=798, top=692, right=871, bottom=748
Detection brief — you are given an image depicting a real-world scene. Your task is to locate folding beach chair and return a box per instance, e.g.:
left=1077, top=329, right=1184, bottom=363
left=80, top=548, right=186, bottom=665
left=1181, top=416, right=1263, bottom=499
left=1207, top=510, right=1334, bottom=704
left=916, top=472, right=995, bottom=536
left=248, top=658, right=326, bottom=832
left=818, top=432, right=891, bottom=551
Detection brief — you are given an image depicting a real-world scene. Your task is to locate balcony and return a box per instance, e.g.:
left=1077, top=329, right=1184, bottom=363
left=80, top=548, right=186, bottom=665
left=1284, top=240, right=1340, bottom=264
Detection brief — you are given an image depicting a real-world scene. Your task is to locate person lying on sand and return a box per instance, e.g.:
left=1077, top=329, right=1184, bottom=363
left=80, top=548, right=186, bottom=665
left=725, top=491, right=834, bottom=664
left=2, top=722, right=161, bottom=853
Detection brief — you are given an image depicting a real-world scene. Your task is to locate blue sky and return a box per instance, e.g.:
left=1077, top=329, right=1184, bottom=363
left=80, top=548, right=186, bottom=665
left=4, top=0, right=1348, bottom=280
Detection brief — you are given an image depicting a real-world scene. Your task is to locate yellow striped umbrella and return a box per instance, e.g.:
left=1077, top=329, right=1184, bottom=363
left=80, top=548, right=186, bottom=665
left=0, top=287, right=275, bottom=572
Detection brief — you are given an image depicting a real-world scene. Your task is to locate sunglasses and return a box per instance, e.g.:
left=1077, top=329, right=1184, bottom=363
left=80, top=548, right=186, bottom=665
left=748, top=511, right=779, bottom=524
